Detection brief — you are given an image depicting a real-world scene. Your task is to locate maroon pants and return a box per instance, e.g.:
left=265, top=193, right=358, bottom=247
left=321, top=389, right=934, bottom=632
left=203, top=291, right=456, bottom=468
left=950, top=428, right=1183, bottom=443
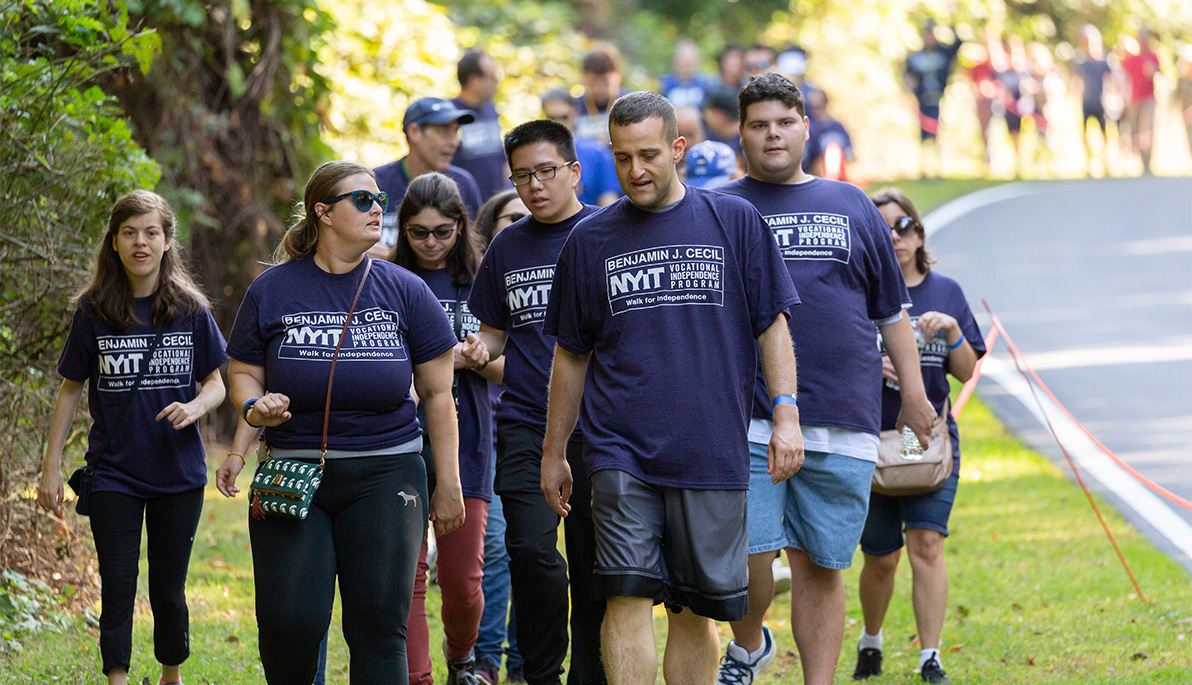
left=407, top=496, right=489, bottom=683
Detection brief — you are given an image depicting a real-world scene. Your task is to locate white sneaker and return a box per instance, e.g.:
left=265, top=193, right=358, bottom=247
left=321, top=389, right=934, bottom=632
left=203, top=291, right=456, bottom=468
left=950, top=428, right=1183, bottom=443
left=772, top=558, right=792, bottom=596
left=716, top=625, right=777, bottom=684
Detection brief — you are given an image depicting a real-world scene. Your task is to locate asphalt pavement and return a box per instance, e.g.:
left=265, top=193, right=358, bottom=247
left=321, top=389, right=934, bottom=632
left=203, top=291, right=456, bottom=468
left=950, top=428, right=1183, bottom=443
left=924, top=176, right=1192, bottom=573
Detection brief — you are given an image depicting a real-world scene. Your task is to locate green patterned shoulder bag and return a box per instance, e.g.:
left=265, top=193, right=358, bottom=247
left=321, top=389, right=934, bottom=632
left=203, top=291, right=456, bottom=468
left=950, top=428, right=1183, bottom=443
left=250, top=257, right=372, bottom=520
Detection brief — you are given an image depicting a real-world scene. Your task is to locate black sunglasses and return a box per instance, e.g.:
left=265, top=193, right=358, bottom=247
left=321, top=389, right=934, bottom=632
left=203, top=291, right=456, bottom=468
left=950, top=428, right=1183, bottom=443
left=891, top=215, right=922, bottom=236
left=323, top=189, right=388, bottom=212
left=405, top=222, right=458, bottom=241
left=497, top=211, right=528, bottom=224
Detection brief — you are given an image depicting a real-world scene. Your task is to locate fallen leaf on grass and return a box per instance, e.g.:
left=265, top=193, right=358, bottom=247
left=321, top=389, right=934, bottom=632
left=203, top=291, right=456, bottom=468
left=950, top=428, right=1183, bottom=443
left=948, top=644, right=965, bottom=653
left=1012, top=602, right=1023, bottom=611
left=956, top=605, right=970, bottom=617
left=1132, top=652, right=1148, bottom=660
left=209, top=559, right=231, bottom=569
left=226, top=634, right=240, bottom=643
left=1027, top=655, right=1036, bottom=666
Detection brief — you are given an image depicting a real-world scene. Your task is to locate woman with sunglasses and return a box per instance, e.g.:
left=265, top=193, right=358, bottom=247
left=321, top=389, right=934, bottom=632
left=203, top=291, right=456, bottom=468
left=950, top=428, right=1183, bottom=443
left=852, top=188, right=985, bottom=684
left=470, top=188, right=527, bottom=683
left=223, top=161, right=465, bottom=684
left=392, top=173, right=503, bottom=685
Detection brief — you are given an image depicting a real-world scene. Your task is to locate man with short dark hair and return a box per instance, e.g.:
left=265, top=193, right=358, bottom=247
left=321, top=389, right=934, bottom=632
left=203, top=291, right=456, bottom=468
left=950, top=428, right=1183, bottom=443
left=373, top=97, right=484, bottom=257
left=453, top=49, right=511, bottom=201
left=542, top=89, right=620, bottom=207
left=714, top=73, right=936, bottom=685
left=574, top=44, right=627, bottom=144
left=465, top=120, right=606, bottom=685
left=541, top=91, right=803, bottom=684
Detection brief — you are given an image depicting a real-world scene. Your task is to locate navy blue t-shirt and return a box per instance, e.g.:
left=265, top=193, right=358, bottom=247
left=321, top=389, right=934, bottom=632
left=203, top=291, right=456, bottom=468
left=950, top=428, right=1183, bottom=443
left=451, top=99, right=509, bottom=202
left=413, top=266, right=493, bottom=501
left=573, top=90, right=628, bottom=144
left=374, top=158, right=484, bottom=249
left=906, top=41, right=962, bottom=109
left=469, top=205, right=598, bottom=431
left=880, top=270, right=985, bottom=469
left=720, top=176, right=910, bottom=436
left=660, top=73, right=711, bottom=109
left=227, top=256, right=457, bottom=451
left=58, top=298, right=229, bottom=497
left=803, top=117, right=855, bottom=171
left=544, top=187, right=799, bottom=490
left=575, top=137, right=622, bottom=206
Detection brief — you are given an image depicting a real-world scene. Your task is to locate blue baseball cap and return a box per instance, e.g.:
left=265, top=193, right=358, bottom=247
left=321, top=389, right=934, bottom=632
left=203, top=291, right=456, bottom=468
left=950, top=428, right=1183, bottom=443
left=685, top=141, right=738, bottom=188
left=402, top=97, right=476, bottom=130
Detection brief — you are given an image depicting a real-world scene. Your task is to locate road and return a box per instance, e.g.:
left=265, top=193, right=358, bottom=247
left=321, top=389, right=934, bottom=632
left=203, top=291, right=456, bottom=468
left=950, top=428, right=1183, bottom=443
left=924, top=177, right=1192, bottom=573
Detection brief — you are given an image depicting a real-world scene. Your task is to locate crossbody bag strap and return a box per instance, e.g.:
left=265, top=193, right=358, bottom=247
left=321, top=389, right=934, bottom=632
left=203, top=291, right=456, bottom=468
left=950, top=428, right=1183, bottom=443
left=91, top=328, right=165, bottom=471
left=320, top=257, right=373, bottom=459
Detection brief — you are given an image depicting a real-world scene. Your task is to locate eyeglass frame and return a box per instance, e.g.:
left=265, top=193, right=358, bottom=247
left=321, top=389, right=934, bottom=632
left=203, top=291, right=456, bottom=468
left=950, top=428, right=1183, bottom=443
left=322, top=189, right=389, bottom=213
left=404, top=221, right=459, bottom=241
left=891, top=215, right=923, bottom=237
left=508, top=161, right=576, bottom=187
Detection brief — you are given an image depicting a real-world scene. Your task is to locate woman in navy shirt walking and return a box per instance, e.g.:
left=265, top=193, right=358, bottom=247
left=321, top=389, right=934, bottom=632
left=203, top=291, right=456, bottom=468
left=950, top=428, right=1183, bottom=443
left=391, top=173, right=501, bottom=684
left=38, top=190, right=228, bottom=685
left=853, top=188, right=985, bottom=685
left=223, top=161, right=464, bottom=684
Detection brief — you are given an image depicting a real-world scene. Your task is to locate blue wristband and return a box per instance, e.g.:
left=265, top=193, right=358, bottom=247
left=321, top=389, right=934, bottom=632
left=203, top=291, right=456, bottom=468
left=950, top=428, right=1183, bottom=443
left=947, top=337, right=964, bottom=350
left=242, top=398, right=260, bottom=426
left=772, top=395, right=798, bottom=408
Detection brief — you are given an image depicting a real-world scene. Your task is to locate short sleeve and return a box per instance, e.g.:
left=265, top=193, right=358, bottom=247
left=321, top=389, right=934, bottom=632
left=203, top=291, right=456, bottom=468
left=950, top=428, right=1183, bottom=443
left=227, top=285, right=265, bottom=365
left=192, top=307, right=230, bottom=379
left=405, top=279, right=459, bottom=364
left=543, top=235, right=593, bottom=354
left=58, top=305, right=95, bottom=382
left=741, top=206, right=800, bottom=337
left=468, top=244, right=509, bottom=330
left=860, top=199, right=911, bottom=320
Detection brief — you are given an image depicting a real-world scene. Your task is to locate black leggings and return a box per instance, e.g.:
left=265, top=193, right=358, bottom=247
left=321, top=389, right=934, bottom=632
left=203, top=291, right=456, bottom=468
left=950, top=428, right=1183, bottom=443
left=89, top=487, right=204, bottom=676
left=250, top=452, right=428, bottom=685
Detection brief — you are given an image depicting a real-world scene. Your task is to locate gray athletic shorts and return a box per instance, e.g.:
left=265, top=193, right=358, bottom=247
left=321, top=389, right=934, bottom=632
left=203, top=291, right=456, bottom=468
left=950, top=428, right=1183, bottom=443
left=589, top=469, right=748, bottom=621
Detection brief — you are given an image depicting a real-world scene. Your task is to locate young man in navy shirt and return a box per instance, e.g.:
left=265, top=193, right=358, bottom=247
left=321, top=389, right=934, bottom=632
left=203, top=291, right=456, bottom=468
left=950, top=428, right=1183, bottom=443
left=372, top=97, right=484, bottom=257
left=715, top=73, right=936, bottom=685
left=452, top=49, right=511, bottom=202
left=540, top=91, right=803, bottom=685
left=465, top=120, right=606, bottom=685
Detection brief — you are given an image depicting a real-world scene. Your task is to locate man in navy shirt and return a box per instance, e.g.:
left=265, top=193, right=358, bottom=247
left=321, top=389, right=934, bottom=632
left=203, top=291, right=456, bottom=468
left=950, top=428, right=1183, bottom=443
left=465, top=120, right=606, bottom=685
left=452, top=49, right=511, bottom=202
left=372, top=97, right=484, bottom=258
left=715, top=73, right=936, bottom=685
left=574, top=45, right=627, bottom=145
left=904, top=22, right=961, bottom=178
left=541, top=91, right=802, bottom=685
left=659, top=39, right=710, bottom=109
left=542, top=89, right=621, bottom=207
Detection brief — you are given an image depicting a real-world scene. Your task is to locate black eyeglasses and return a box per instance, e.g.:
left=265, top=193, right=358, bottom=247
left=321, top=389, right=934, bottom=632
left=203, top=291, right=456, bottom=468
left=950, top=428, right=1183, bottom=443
left=497, top=211, right=527, bottom=224
left=891, top=215, right=922, bottom=236
left=323, top=190, right=388, bottom=212
left=405, top=222, right=458, bottom=241
left=509, top=162, right=575, bottom=187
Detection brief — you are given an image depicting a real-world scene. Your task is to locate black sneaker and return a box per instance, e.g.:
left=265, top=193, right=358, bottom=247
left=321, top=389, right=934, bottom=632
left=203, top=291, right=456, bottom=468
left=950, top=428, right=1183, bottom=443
left=446, top=652, right=481, bottom=685
left=920, top=656, right=951, bottom=684
left=853, top=647, right=883, bottom=679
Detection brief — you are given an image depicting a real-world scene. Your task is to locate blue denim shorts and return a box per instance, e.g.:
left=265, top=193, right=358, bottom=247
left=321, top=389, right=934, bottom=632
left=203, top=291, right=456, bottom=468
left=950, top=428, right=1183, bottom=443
left=746, top=443, right=875, bottom=569
left=859, top=472, right=959, bottom=557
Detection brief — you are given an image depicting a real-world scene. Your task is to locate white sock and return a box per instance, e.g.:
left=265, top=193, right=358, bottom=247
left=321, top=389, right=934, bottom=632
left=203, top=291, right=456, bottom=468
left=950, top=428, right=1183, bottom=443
left=858, top=628, right=882, bottom=651
left=920, top=648, right=941, bottom=668
left=728, top=632, right=770, bottom=662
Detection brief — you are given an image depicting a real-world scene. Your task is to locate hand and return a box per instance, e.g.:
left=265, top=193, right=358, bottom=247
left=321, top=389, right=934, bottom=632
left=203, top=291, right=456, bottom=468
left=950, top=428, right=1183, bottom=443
left=156, top=400, right=205, bottom=430
left=880, top=354, right=898, bottom=383
left=541, top=452, right=573, bottom=517
left=452, top=343, right=467, bottom=370
left=216, top=453, right=245, bottom=498
left=248, top=393, right=292, bottom=427
left=460, top=334, right=490, bottom=370
left=37, top=468, right=64, bottom=517
left=895, top=391, right=937, bottom=448
left=430, top=485, right=465, bottom=538
left=916, top=311, right=959, bottom=344
left=768, top=405, right=804, bottom=484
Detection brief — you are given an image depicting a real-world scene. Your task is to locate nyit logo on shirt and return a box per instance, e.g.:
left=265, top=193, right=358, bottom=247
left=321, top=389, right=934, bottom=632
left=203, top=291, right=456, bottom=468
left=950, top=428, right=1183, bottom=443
left=764, top=213, right=852, bottom=264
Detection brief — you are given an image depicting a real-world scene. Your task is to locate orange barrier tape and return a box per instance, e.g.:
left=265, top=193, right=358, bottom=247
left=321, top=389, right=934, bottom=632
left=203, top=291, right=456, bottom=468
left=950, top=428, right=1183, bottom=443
left=950, top=327, right=1000, bottom=419
left=982, top=300, right=1146, bottom=601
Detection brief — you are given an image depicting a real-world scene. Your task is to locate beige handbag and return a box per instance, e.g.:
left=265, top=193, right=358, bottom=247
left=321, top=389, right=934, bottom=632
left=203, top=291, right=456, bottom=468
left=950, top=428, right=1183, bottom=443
left=872, top=401, right=952, bottom=497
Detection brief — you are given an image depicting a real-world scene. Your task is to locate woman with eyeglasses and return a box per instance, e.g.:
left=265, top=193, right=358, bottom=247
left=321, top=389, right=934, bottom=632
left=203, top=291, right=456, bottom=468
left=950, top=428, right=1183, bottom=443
left=391, top=172, right=502, bottom=685
left=852, top=188, right=985, bottom=684
left=222, top=161, right=464, bottom=684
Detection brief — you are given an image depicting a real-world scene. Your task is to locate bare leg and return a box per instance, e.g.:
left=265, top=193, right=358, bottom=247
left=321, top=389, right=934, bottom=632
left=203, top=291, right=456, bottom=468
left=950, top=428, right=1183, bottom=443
left=858, top=550, right=900, bottom=636
left=786, top=548, right=845, bottom=685
left=726, top=551, right=778, bottom=652
left=602, top=596, right=656, bottom=685
left=906, top=528, right=948, bottom=649
left=663, top=607, right=719, bottom=684
left=161, top=664, right=181, bottom=682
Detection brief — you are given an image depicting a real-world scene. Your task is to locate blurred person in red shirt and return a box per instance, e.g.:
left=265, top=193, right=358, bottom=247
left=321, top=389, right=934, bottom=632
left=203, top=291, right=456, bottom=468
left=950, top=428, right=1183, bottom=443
left=1120, top=28, right=1162, bottom=174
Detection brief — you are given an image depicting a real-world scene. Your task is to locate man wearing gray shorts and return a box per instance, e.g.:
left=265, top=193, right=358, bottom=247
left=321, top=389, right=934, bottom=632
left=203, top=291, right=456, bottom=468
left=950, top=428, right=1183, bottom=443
left=540, top=91, right=803, bottom=684
left=716, top=73, right=936, bottom=685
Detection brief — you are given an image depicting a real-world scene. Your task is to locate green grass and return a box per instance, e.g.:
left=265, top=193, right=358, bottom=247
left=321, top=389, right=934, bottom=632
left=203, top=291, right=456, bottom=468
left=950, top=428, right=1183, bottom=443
left=875, top=177, right=1007, bottom=215
left=4, top=395, right=1189, bottom=684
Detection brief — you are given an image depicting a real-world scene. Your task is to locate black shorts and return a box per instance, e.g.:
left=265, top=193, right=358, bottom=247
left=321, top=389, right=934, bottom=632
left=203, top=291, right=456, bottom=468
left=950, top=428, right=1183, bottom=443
left=589, top=469, right=748, bottom=621
left=1082, top=103, right=1106, bottom=131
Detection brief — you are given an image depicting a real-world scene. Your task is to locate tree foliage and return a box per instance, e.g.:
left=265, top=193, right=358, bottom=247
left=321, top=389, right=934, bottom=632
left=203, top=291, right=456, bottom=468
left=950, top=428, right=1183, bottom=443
left=0, top=0, right=159, bottom=568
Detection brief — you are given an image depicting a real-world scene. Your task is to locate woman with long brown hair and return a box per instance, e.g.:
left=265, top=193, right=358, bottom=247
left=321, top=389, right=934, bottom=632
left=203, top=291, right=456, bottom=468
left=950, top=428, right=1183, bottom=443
left=220, top=161, right=465, bottom=683
left=38, top=190, right=228, bottom=685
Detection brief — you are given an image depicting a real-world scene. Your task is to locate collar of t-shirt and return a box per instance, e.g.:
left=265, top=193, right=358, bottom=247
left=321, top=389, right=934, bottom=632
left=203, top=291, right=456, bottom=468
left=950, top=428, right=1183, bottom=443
left=527, top=205, right=589, bottom=232
left=637, top=185, right=687, bottom=213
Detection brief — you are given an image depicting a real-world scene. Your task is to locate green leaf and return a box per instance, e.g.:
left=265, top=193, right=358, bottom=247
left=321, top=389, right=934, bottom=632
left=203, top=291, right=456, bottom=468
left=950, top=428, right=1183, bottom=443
left=226, top=61, right=246, bottom=99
